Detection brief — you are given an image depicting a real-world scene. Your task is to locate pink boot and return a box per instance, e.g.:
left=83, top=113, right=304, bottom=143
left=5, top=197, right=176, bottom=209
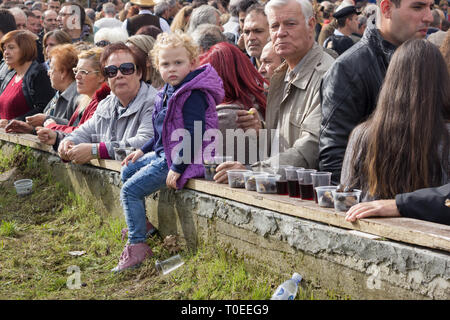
left=111, top=242, right=153, bottom=273
left=121, top=220, right=158, bottom=242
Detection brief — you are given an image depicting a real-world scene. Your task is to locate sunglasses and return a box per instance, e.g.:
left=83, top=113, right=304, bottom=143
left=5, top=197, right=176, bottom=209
left=103, top=63, right=136, bottom=78
left=95, top=40, right=110, bottom=47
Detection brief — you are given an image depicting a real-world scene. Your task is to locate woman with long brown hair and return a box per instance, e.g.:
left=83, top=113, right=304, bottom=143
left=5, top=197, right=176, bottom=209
left=341, top=39, right=450, bottom=202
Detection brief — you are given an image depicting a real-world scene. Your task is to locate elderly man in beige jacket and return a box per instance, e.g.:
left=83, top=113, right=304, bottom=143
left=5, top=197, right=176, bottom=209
left=214, top=0, right=334, bottom=183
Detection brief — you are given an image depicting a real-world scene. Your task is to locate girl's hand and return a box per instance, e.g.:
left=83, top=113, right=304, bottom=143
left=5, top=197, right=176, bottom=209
left=345, top=200, right=400, bottom=222
left=122, top=149, right=144, bottom=166
left=166, top=169, right=181, bottom=190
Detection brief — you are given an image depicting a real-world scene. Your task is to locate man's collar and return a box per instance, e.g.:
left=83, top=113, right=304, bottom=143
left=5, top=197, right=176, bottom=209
left=60, top=81, right=77, bottom=100
left=139, top=9, right=153, bottom=15
left=284, top=43, right=324, bottom=90
left=334, top=29, right=345, bottom=36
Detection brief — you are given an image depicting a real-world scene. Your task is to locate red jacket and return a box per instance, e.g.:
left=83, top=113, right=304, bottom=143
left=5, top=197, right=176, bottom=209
left=46, top=83, right=110, bottom=133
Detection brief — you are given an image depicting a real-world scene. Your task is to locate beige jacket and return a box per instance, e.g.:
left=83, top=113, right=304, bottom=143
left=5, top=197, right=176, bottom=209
left=262, top=43, right=334, bottom=169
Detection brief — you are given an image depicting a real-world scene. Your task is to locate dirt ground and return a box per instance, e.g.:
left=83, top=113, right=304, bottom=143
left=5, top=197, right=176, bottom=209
left=0, top=147, right=333, bottom=300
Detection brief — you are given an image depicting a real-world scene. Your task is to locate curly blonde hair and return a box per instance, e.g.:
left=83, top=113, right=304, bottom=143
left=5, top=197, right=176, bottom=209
left=150, top=30, right=199, bottom=71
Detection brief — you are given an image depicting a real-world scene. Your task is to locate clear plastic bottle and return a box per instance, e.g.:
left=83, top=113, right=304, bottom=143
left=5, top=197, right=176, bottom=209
left=270, top=273, right=303, bottom=300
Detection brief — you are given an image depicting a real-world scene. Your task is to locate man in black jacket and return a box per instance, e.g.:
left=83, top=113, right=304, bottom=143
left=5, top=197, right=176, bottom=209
left=345, top=184, right=450, bottom=226
left=319, top=0, right=434, bottom=185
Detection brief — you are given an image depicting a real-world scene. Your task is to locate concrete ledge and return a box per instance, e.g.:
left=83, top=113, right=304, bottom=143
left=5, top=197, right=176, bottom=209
left=152, top=189, right=450, bottom=299
left=2, top=129, right=449, bottom=253
left=1, top=130, right=450, bottom=299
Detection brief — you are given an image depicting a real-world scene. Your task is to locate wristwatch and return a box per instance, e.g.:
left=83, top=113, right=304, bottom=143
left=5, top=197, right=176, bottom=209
left=91, top=143, right=99, bottom=158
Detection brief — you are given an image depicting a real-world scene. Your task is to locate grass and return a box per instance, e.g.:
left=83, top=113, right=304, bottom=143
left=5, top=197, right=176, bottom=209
left=0, top=146, right=333, bottom=300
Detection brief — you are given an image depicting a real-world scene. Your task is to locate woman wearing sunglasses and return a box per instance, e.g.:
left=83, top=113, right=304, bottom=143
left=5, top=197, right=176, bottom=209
left=35, top=47, right=110, bottom=150
left=56, top=42, right=157, bottom=165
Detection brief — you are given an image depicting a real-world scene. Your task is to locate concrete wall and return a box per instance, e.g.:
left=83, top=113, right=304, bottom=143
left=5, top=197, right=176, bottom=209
left=2, top=141, right=450, bottom=299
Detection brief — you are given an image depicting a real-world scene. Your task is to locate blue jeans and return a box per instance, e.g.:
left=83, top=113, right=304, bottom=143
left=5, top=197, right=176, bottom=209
left=120, top=152, right=169, bottom=244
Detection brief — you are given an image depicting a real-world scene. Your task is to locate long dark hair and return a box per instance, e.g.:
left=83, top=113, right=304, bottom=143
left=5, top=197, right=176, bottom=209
left=350, top=39, right=450, bottom=198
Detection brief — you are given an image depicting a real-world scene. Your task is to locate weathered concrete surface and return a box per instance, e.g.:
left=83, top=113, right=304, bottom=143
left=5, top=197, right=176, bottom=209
left=2, top=141, right=449, bottom=299
left=150, top=189, right=450, bottom=300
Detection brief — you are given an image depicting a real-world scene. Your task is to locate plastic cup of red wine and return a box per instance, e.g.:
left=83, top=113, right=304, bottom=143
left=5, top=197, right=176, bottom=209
left=296, top=169, right=317, bottom=200
left=285, top=167, right=304, bottom=198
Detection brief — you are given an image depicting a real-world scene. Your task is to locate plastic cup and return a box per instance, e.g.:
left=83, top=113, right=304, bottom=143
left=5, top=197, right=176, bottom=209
left=332, top=189, right=362, bottom=212
left=271, top=165, right=293, bottom=195
left=14, top=179, right=33, bottom=196
left=203, top=156, right=233, bottom=181
left=227, top=169, right=251, bottom=188
left=203, top=162, right=217, bottom=181
left=315, top=186, right=337, bottom=208
left=113, top=146, right=135, bottom=161
left=270, top=165, right=293, bottom=179
left=311, top=172, right=332, bottom=203
left=255, top=174, right=279, bottom=194
left=155, top=254, right=185, bottom=275
left=285, top=167, right=304, bottom=198
left=244, top=171, right=268, bottom=191
left=297, top=169, right=317, bottom=200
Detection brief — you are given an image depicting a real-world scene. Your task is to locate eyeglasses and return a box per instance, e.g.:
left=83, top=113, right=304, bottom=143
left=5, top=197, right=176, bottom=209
left=95, top=40, right=110, bottom=47
left=103, top=63, right=136, bottom=78
left=72, top=68, right=100, bottom=77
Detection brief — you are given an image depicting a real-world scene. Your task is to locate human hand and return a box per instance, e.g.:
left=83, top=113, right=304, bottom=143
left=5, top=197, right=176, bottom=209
left=58, top=139, right=75, bottom=161
left=122, top=149, right=144, bottom=166
left=43, top=118, right=56, bottom=127
left=237, top=33, right=246, bottom=51
left=213, top=161, right=246, bottom=184
left=66, top=143, right=95, bottom=164
left=166, top=169, right=181, bottom=189
left=0, top=119, right=9, bottom=128
left=25, top=114, right=46, bottom=127
left=36, top=127, right=57, bottom=145
left=345, top=199, right=400, bottom=222
left=4, top=120, right=34, bottom=134
left=236, top=108, right=262, bottom=133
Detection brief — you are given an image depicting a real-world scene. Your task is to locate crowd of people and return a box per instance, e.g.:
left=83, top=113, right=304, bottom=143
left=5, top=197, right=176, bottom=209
left=0, top=0, right=449, bottom=272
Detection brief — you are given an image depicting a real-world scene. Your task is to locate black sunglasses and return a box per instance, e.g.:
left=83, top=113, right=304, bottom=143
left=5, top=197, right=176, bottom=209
left=95, top=40, right=110, bottom=47
left=103, top=63, right=136, bottom=78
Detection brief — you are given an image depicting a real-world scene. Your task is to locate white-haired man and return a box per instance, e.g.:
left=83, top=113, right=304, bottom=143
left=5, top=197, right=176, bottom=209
left=94, top=2, right=123, bottom=33
left=9, top=7, right=27, bottom=30
left=213, top=0, right=335, bottom=182
left=319, top=0, right=434, bottom=185
left=154, top=0, right=178, bottom=25
left=186, top=4, right=223, bottom=33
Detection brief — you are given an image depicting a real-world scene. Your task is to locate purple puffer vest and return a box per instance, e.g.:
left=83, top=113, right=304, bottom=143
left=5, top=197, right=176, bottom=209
left=153, top=63, right=224, bottom=189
